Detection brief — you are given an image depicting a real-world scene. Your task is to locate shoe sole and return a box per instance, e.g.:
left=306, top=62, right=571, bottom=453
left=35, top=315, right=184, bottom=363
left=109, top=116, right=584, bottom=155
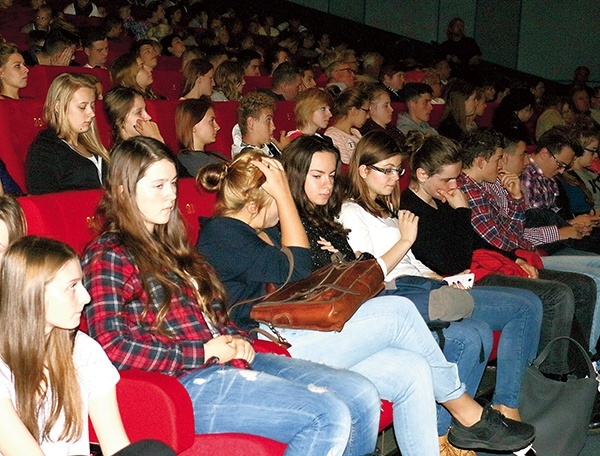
left=448, top=433, right=535, bottom=452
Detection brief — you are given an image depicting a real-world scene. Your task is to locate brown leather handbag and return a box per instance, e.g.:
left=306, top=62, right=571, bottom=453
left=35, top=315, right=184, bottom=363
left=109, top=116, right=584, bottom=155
left=249, top=256, right=384, bottom=333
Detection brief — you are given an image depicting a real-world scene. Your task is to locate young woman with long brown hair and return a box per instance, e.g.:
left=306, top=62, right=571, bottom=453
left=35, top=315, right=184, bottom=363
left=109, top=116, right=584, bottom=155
left=0, top=236, right=174, bottom=456
left=81, top=136, right=379, bottom=456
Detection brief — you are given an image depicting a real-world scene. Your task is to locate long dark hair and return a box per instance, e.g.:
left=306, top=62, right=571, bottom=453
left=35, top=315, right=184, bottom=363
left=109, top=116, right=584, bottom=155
left=97, top=137, right=227, bottom=329
left=281, top=135, right=347, bottom=235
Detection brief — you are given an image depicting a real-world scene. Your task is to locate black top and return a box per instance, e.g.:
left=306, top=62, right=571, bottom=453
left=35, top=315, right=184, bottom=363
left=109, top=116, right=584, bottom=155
left=26, top=128, right=104, bottom=195
left=437, top=116, right=465, bottom=142
left=300, top=216, right=356, bottom=270
left=177, top=150, right=227, bottom=178
left=400, top=188, right=474, bottom=275
left=197, top=216, right=312, bottom=331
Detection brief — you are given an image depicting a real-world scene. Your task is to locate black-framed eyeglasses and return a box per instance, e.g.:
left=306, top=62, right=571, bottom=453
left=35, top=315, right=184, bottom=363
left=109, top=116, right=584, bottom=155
left=368, top=164, right=405, bottom=176
left=549, top=151, right=569, bottom=170
left=584, top=147, right=599, bottom=155
left=358, top=107, right=370, bottom=113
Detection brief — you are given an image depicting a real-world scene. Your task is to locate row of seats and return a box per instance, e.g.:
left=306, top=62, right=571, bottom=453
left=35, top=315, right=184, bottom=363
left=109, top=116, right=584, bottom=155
left=0, top=93, right=451, bottom=193
left=17, top=177, right=394, bottom=454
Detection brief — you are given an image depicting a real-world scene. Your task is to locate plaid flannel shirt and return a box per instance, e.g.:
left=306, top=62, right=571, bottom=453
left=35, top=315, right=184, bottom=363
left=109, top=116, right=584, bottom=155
left=82, top=233, right=249, bottom=377
left=521, top=160, right=560, bottom=211
left=482, top=178, right=560, bottom=246
left=457, top=172, right=532, bottom=251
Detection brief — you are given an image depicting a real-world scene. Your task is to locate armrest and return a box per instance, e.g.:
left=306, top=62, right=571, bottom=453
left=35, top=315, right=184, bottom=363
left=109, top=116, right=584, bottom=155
left=90, top=369, right=195, bottom=453
left=253, top=339, right=291, bottom=357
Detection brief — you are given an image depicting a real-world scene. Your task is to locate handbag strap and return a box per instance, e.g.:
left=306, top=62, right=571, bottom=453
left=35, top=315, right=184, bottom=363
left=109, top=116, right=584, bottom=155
left=229, top=246, right=296, bottom=313
left=532, top=336, right=596, bottom=378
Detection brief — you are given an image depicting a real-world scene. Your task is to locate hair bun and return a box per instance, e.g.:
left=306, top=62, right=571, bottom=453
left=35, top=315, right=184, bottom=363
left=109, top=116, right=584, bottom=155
left=196, top=162, right=228, bottom=192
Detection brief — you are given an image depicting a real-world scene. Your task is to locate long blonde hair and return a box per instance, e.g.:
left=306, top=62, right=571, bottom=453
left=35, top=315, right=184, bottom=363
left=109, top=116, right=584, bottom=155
left=43, top=73, right=109, bottom=162
left=0, top=236, right=82, bottom=444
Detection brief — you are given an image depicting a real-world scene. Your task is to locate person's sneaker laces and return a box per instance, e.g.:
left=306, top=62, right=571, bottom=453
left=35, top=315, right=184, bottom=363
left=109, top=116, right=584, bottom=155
left=448, top=404, right=535, bottom=451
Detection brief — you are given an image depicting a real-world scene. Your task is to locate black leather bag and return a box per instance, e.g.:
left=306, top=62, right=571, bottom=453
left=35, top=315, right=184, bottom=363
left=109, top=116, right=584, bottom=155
left=520, top=337, right=598, bottom=455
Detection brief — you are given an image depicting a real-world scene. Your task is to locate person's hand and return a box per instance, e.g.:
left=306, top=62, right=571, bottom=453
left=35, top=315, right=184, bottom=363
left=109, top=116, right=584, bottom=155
left=558, top=225, right=586, bottom=240
left=271, top=131, right=291, bottom=151
left=204, top=335, right=255, bottom=364
left=499, top=171, right=522, bottom=200
left=134, top=119, right=164, bottom=143
left=570, top=212, right=600, bottom=228
left=397, top=210, right=419, bottom=245
left=515, top=258, right=538, bottom=279
left=229, top=336, right=255, bottom=363
left=317, top=237, right=338, bottom=253
left=252, top=157, right=290, bottom=199
left=204, top=335, right=238, bottom=363
left=50, top=46, right=74, bottom=66
left=437, top=188, right=469, bottom=209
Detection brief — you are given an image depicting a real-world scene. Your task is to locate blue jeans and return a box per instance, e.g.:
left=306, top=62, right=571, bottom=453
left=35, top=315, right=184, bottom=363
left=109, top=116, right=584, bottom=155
left=542, top=254, right=600, bottom=352
left=268, top=296, right=465, bottom=456
left=381, top=282, right=541, bottom=432
left=178, top=352, right=380, bottom=456
left=468, top=287, right=542, bottom=407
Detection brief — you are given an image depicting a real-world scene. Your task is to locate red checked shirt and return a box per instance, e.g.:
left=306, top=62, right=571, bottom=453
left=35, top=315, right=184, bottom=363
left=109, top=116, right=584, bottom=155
left=82, top=233, right=250, bottom=378
left=457, top=172, right=533, bottom=251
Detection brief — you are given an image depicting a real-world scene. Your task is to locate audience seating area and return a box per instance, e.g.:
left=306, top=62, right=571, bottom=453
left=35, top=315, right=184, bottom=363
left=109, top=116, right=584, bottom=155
left=16, top=177, right=394, bottom=453
left=0, top=96, right=449, bottom=192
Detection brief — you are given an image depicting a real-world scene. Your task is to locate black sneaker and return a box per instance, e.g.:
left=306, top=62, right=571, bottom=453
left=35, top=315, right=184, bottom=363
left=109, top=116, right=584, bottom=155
left=448, top=404, right=535, bottom=451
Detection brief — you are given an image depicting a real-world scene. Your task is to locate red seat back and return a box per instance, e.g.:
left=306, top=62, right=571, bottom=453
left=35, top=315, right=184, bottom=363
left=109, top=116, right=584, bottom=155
left=212, top=101, right=239, bottom=159
left=156, top=56, right=182, bottom=71
left=429, top=104, right=446, bottom=129
left=273, top=100, right=296, bottom=135
left=177, top=178, right=216, bottom=245
left=20, top=66, right=111, bottom=100
left=147, top=99, right=180, bottom=154
left=18, top=189, right=104, bottom=254
left=0, top=99, right=45, bottom=189
left=242, top=76, right=272, bottom=95
left=152, top=69, right=183, bottom=100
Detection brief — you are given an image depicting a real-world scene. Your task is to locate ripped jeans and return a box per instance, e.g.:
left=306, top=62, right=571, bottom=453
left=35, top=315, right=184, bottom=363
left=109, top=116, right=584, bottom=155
left=178, top=352, right=380, bottom=456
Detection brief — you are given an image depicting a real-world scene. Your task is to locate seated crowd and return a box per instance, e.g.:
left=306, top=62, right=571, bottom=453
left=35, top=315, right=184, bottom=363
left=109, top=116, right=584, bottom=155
left=0, top=1, right=600, bottom=455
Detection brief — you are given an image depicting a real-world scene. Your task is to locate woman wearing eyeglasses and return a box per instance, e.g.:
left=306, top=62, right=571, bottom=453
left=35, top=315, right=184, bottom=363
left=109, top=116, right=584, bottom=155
left=558, top=124, right=600, bottom=215
left=339, top=131, right=543, bottom=433
left=324, top=87, right=369, bottom=164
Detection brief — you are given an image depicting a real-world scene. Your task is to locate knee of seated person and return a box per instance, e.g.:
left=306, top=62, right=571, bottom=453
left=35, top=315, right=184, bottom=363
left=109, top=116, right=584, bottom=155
left=444, top=319, right=493, bottom=358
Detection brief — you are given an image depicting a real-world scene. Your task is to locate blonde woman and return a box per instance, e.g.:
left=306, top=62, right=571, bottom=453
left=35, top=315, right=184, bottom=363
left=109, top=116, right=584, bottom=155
left=211, top=60, right=245, bottom=101
left=26, top=73, right=109, bottom=194
left=109, top=52, right=165, bottom=100
left=286, top=88, right=333, bottom=141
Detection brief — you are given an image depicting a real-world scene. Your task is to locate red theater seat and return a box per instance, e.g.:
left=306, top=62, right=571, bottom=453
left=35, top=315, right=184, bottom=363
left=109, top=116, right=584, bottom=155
left=0, top=98, right=45, bottom=189
left=146, top=99, right=181, bottom=154
left=19, top=66, right=111, bottom=100
left=242, top=76, right=272, bottom=94
left=152, top=69, right=183, bottom=100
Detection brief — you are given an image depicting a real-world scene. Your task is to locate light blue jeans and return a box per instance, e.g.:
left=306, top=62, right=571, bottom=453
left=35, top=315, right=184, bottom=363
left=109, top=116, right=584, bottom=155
left=381, top=284, right=541, bottom=434
left=542, top=254, right=600, bottom=352
left=269, top=296, right=465, bottom=456
left=179, top=352, right=381, bottom=456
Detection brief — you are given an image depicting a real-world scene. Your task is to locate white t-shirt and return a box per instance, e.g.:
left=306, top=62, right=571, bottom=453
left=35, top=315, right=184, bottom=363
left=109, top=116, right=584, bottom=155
left=338, top=201, right=437, bottom=282
left=0, top=332, right=119, bottom=455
